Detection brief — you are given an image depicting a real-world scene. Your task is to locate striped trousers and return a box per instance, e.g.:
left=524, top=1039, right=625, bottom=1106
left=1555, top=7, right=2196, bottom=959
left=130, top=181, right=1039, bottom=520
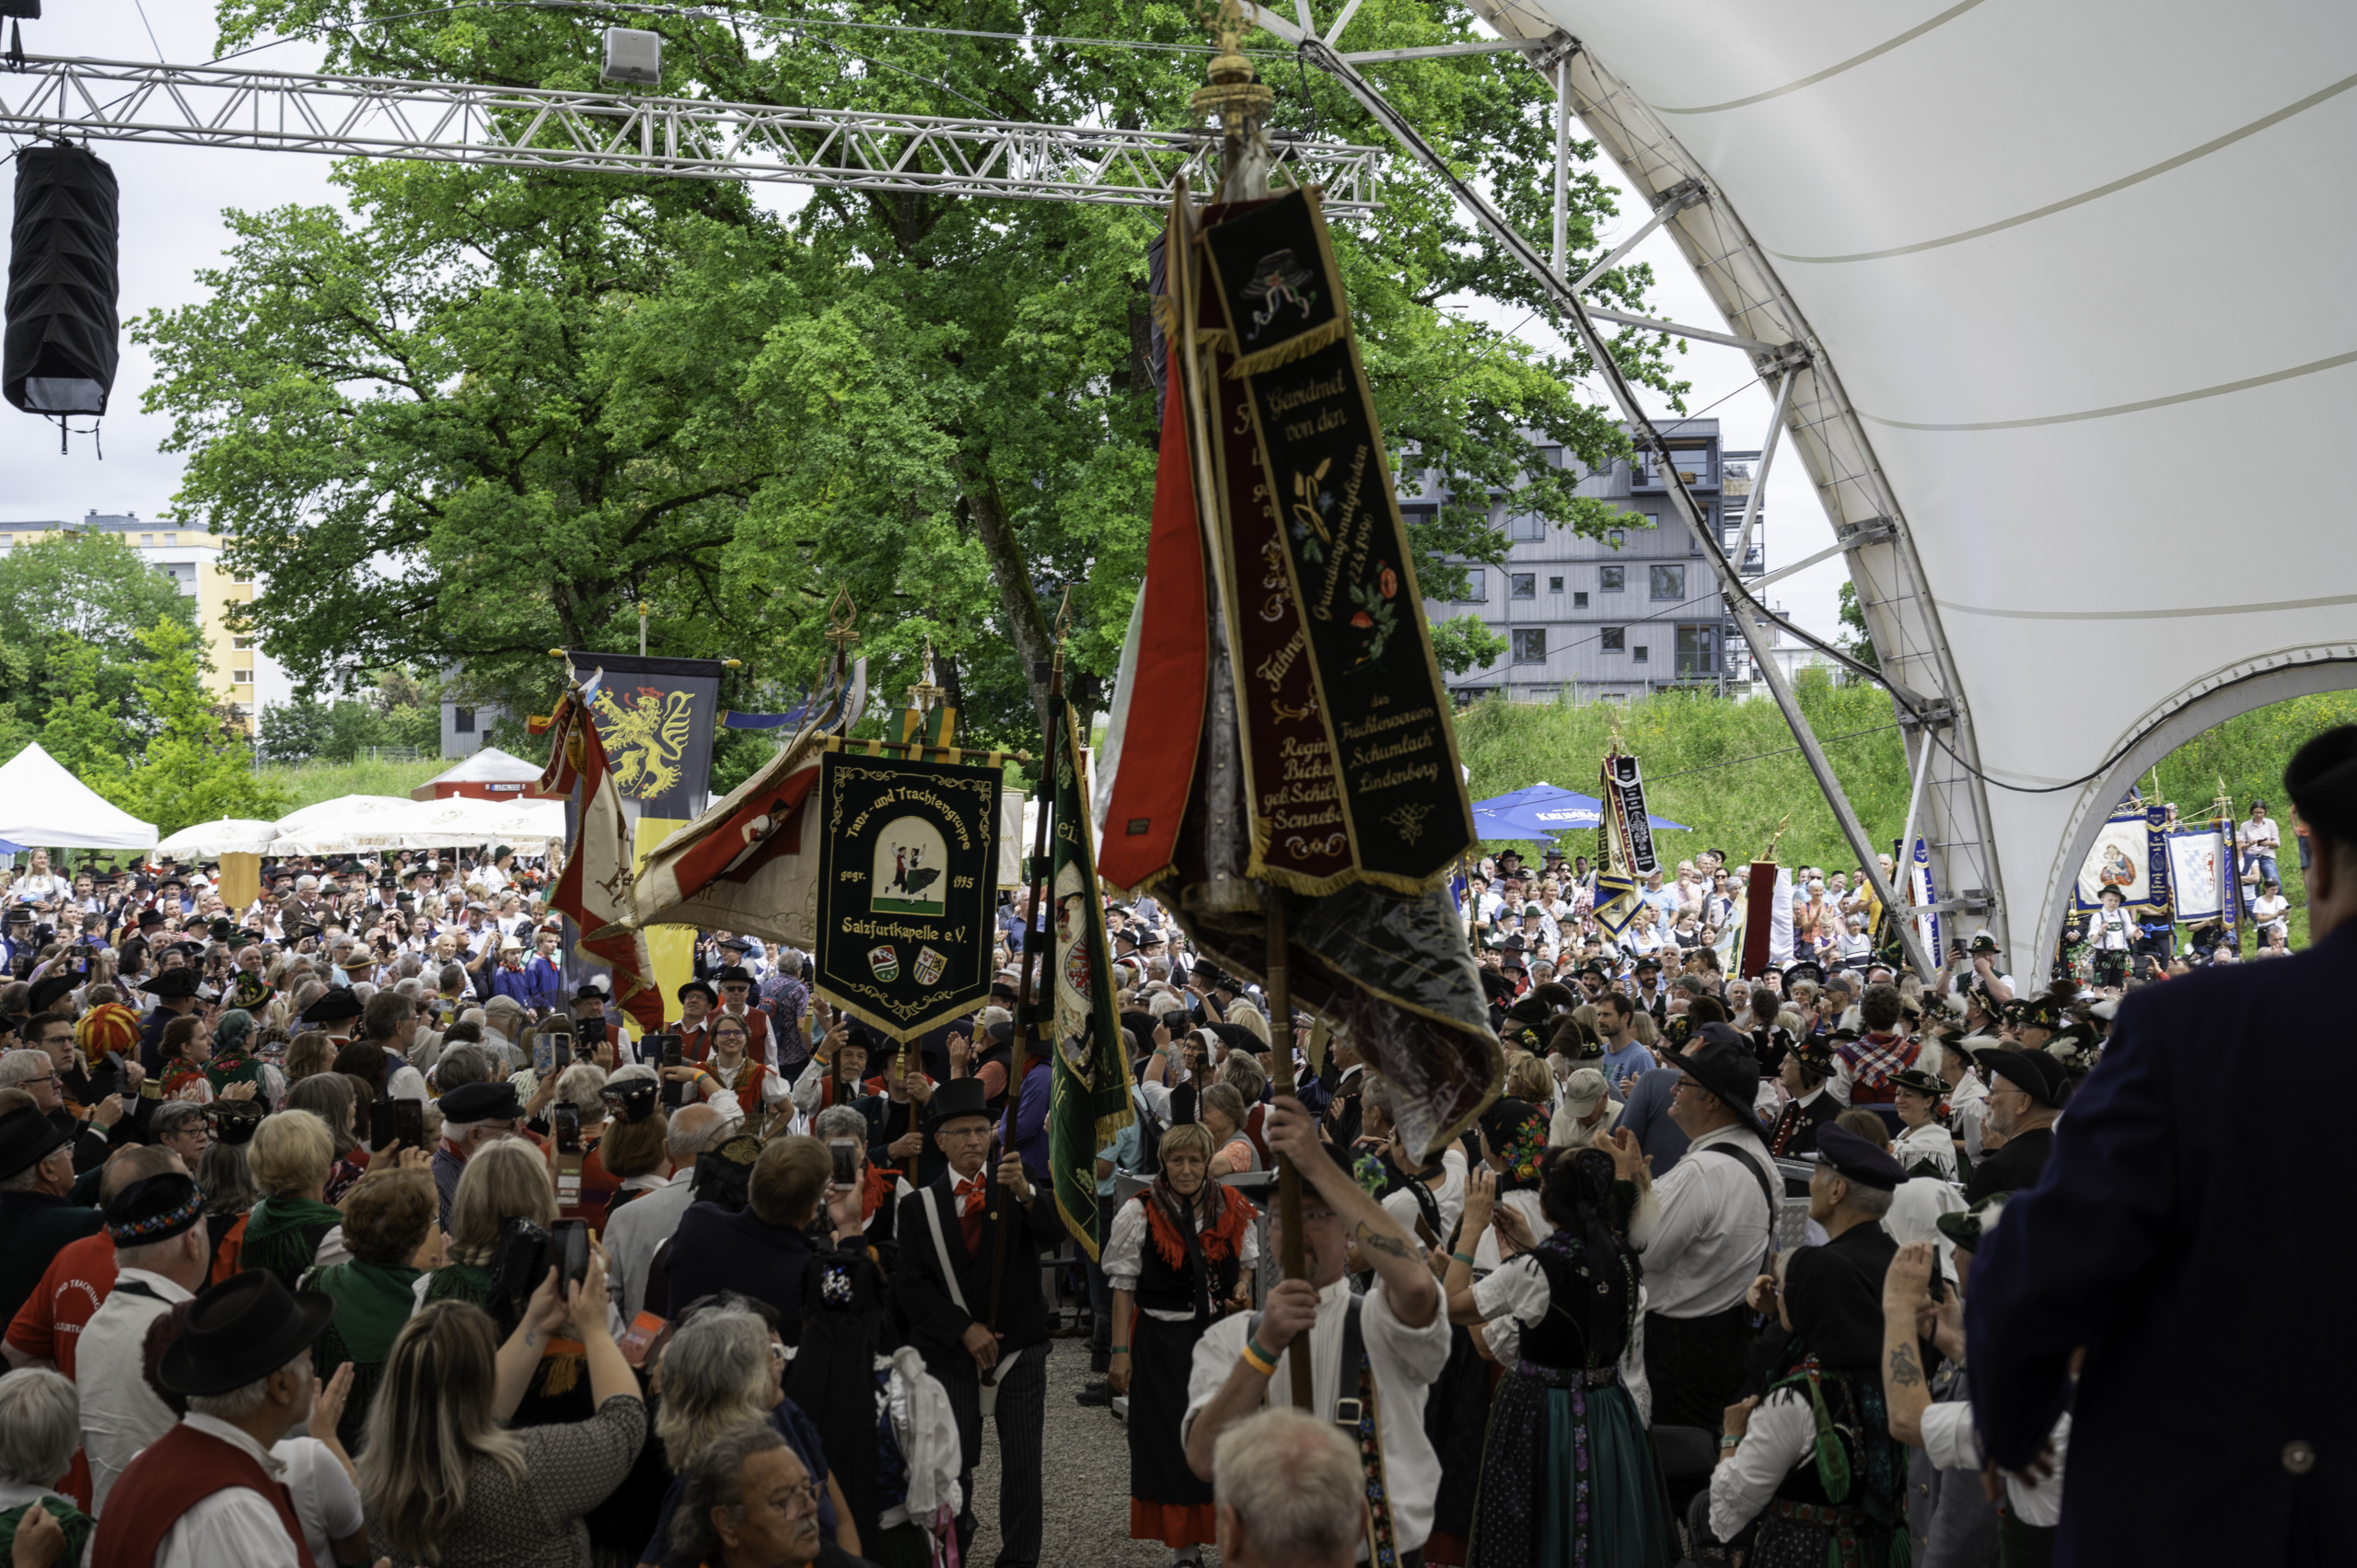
left=939, top=1342, right=1051, bottom=1568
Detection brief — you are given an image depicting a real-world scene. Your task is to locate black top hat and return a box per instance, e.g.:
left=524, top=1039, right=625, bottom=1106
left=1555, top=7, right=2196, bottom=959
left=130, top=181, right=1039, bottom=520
left=1813, top=1121, right=1904, bottom=1191
left=105, top=1172, right=205, bottom=1248
left=439, top=1080, right=523, bottom=1123
left=1972, top=1046, right=2068, bottom=1109
left=678, top=979, right=718, bottom=1006
left=157, top=1271, right=335, bottom=1397
left=299, top=986, right=363, bottom=1025
left=146, top=969, right=203, bottom=1003
left=0, top=1105, right=69, bottom=1180
left=1658, top=1024, right=1765, bottom=1134
left=925, top=1077, right=993, bottom=1134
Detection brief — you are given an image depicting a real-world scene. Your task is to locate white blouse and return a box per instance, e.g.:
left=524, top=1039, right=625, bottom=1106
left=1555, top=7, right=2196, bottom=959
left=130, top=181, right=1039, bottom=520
left=1103, top=1193, right=1260, bottom=1322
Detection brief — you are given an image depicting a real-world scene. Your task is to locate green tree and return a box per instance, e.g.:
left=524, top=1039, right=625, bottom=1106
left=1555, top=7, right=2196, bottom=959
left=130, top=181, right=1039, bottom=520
left=1836, top=580, right=1881, bottom=675
left=149, top=0, right=1685, bottom=755
left=37, top=647, right=134, bottom=795
left=110, top=620, right=293, bottom=834
left=0, top=531, right=196, bottom=744
left=1429, top=611, right=1511, bottom=678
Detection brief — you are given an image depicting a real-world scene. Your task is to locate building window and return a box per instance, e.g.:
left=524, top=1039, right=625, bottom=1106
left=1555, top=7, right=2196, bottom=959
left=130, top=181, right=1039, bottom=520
left=0, top=535, right=11, bottom=546
left=1601, top=627, right=1625, bottom=652
left=1651, top=564, right=1686, bottom=600
left=1548, top=575, right=1563, bottom=592
left=1600, top=565, right=1625, bottom=592
left=233, top=575, right=254, bottom=587
left=454, top=706, right=477, bottom=734
left=1632, top=645, right=1650, bottom=664
left=1512, top=629, right=1547, bottom=663
left=1677, top=624, right=1718, bottom=677
left=1608, top=529, right=1626, bottom=549
left=1573, top=591, right=1589, bottom=609
left=231, top=668, right=253, bottom=684
left=1508, top=511, right=1544, bottom=542
left=1462, top=567, right=1486, bottom=600
left=1510, top=573, right=1536, bottom=599
left=233, top=635, right=255, bottom=651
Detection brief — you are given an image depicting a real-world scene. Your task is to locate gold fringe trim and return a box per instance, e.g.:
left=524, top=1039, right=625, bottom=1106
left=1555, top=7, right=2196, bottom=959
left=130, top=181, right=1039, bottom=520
left=1192, top=327, right=1233, bottom=354
left=1151, top=292, right=1180, bottom=340
left=1223, top=315, right=1350, bottom=379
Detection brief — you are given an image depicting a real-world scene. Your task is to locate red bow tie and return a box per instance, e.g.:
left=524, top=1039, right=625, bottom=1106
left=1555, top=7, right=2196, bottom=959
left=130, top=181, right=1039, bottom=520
left=954, top=1176, right=989, bottom=1214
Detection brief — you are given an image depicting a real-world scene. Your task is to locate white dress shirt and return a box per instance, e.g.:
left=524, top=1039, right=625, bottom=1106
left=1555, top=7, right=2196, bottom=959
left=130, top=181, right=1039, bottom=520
left=1639, top=1125, right=1780, bottom=1318
left=1921, top=1400, right=2071, bottom=1526
left=156, top=1416, right=306, bottom=1568
left=604, top=1169, right=700, bottom=1321
left=81, top=1268, right=195, bottom=1516
left=1946, top=1073, right=1990, bottom=1160
left=1184, top=1274, right=1450, bottom=1557
left=1709, top=1385, right=1818, bottom=1540
left=272, top=1434, right=365, bottom=1568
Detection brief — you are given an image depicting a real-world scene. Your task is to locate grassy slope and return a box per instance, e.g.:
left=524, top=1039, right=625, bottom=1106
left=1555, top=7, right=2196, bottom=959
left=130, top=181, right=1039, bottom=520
left=261, top=757, right=448, bottom=811
left=1452, top=684, right=2355, bottom=952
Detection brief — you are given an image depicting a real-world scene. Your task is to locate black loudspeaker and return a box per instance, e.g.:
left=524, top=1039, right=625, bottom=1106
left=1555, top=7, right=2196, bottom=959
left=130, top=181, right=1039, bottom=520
left=4, top=143, right=121, bottom=419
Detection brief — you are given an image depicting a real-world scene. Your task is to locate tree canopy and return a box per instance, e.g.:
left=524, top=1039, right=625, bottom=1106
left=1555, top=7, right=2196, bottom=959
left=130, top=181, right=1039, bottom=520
left=144, top=0, right=1687, bottom=755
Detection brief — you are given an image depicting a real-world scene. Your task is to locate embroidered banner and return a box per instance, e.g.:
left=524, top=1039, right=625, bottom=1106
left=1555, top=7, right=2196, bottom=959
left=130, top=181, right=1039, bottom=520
left=811, top=750, right=1003, bottom=1042
left=564, top=652, right=726, bottom=820
left=2165, top=829, right=2226, bottom=923
left=1046, top=691, right=1135, bottom=1260
left=1198, top=189, right=1474, bottom=893
left=2140, top=804, right=2173, bottom=916
left=2073, top=805, right=2152, bottom=912
left=1601, top=754, right=1659, bottom=878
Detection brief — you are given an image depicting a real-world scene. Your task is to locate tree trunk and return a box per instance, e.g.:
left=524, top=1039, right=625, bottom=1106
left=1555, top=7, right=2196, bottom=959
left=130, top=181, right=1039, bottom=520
left=958, top=460, right=1056, bottom=738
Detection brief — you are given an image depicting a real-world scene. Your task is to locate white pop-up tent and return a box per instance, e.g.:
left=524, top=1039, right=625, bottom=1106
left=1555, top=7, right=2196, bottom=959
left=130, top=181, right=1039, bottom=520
left=267, top=794, right=563, bottom=855
left=152, top=819, right=283, bottom=859
left=0, top=744, right=158, bottom=850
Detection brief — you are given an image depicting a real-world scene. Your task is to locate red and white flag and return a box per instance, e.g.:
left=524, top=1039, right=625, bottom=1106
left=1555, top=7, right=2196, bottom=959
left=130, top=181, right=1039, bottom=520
left=540, top=690, right=666, bottom=1034
left=586, top=726, right=830, bottom=952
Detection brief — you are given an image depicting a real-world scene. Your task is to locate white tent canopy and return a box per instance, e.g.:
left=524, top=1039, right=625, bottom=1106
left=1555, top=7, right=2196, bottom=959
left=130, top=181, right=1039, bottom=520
left=0, top=744, right=157, bottom=850
left=152, top=819, right=282, bottom=859
left=268, top=794, right=563, bottom=855
left=413, top=747, right=544, bottom=790
left=1488, top=0, right=2357, bottom=976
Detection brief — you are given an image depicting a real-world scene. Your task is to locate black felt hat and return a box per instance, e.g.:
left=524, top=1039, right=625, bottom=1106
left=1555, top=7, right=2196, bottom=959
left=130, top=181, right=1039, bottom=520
left=571, top=983, right=608, bottom=1005
left=925, top=1077, right=993, bottom=1134
left=27, top=973, right=76, bottom=1015
left=157, top=1271, right=335, bottom=1397
left=145, top=969, right=202, bottom=1002
left=1935, top=1191, right=2009, bottom=1255
left=713, top=964, right=753, bottom=986
left=1972, top=1046, right=2068, bottom=1109
left=104, top=1172, right=205, bottom=1248
left=439, top=1080, right=522, bottom=1123
left=1658, top=1024, right=1765, bottom=1134
left=1782, top=959, right=1825, bottom=988
left=678, top=978, right=718, bottom=1006
left=0, top=1105, right=69, bottom=1180
left=1887, top=1068, right=1945, bottom=1100
left=299, top=986, right=362, bottom=1025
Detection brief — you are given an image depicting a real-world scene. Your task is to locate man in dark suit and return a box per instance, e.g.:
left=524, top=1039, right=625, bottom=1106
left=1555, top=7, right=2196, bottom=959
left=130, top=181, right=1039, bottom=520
left=1968, top=726, right=2357, bottom=1566
left=1766, top=1035, right=1840, bottom=1156
left=894, top=1078, right=1063, bottom=1568
left=136, top=967, right=202, bottom=1075
left=1962, top=1046, right=2065, bottom=1202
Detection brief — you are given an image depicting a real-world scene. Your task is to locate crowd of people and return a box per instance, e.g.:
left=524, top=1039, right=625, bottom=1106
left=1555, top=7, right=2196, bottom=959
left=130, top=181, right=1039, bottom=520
left=0, top=721, right=2343, bottom=1568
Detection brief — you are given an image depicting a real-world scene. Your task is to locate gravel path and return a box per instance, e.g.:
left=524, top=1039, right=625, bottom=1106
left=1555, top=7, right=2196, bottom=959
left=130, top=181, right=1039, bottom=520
left=963, top=1334, right=1217, bottom=1568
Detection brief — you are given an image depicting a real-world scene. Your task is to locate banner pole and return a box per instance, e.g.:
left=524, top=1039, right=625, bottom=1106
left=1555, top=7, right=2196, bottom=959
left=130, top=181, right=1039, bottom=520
left=1265, top=892, right=1314, bottom=1411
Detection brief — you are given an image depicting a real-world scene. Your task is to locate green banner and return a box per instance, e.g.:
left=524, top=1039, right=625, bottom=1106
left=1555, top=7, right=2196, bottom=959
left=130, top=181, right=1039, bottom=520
left=811, top=749, right=1004, bottom=1042
left=1047, top=693, right=1135, bottom=1261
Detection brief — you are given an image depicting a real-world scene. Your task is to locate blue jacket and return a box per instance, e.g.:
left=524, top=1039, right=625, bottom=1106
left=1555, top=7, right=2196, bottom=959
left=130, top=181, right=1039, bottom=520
left=1967, top=918, right=2356, bottom=1565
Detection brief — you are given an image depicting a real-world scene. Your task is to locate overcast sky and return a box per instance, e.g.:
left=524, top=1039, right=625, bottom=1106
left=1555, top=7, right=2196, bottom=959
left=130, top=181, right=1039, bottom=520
left=1, top=0, right=1846, bottom=638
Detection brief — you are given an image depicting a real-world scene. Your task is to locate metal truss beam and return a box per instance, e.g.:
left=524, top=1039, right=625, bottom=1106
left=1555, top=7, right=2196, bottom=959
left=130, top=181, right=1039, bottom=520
left=0, top=55, right=1384, bottom=210
left=1453, top=14, right=2003, bottom=970
left=1287, top=21, right=1939, bottom=979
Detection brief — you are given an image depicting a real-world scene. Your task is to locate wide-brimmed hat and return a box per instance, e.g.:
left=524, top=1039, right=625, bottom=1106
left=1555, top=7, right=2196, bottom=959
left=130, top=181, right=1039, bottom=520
left=1971, top=1046, right=2068, bottom=1109
left=146, top=969, right=202, bottom=1002
left=678, top=979, right=718, bottom=1006
left=924, top=1077, right=993, bottom=1134
left=1658, top=1024, right=1765, bottom=1134
left=299, top=986, right=362, bottom=1025
left=1887, top=1068, right=1945, bottom=1100
left=439, top=1080, right=522, bottom=1123
left=0, top=1106, right=69, bottom=1180
left=157, top=1271, right=335, bottom=1397
left=1935, top=1191, right=2009, bottom=1255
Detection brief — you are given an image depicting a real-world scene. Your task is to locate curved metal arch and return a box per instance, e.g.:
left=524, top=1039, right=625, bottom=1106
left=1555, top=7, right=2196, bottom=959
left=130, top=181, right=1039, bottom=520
left=2034, top=646, right=2357, bottom=969
left=1445, top=7, right=2006, bottom=948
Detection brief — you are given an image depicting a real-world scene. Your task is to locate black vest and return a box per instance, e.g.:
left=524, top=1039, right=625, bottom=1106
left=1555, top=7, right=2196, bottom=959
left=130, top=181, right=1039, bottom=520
left=1517, top=1237, right=1635, bottom=1372
left=1131, top=1190, right=1241, bottom=1318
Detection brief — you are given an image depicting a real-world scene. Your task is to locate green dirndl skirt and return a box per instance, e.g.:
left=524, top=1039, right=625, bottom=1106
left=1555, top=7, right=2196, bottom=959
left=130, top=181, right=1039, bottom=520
left=1468, top=1361, right=1671, bottom=1568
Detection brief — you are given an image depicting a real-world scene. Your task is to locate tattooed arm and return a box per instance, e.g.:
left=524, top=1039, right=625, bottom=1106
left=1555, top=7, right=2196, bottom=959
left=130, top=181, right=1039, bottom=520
left=1263, top=1095, right=1439, bottom=1328
left=1880, top=1240, right=1940, bottom=1446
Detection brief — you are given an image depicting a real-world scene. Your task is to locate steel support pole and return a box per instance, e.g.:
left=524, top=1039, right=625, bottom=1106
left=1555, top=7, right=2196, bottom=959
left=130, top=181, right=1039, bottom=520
left=1551, top=63, right=1570, bottom=280
left=1732, top=369, right=1793, bottom=571
left=1299, top=38, right=1934, bottom=981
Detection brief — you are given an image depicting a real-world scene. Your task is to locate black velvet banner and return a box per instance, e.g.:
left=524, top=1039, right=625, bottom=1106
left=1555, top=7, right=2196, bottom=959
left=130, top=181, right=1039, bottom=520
left=1199, top=190, right=1474, bottom=893
left=811, top=749, right=1004, bottom=1041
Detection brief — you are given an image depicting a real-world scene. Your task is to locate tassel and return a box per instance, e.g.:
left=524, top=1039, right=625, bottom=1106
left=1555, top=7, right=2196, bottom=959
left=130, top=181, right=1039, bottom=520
left=1222, top=315, right=1350, bottom=379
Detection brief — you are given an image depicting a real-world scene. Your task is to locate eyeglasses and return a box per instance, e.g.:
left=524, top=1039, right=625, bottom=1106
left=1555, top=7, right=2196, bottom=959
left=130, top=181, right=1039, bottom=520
left=937, top=1125, right=993, bottom=1143
left=748, top=1478, right=824, bottom=1518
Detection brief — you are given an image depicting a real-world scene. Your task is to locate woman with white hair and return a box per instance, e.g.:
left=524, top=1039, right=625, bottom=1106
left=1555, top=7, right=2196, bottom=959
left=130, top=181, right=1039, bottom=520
left=0, top=1368, right=90, bottom=1565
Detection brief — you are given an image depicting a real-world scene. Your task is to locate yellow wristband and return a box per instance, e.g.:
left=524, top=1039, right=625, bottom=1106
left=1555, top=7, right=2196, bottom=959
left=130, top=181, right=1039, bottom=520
left=1238, top=1342, right=1277, bottom=1377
